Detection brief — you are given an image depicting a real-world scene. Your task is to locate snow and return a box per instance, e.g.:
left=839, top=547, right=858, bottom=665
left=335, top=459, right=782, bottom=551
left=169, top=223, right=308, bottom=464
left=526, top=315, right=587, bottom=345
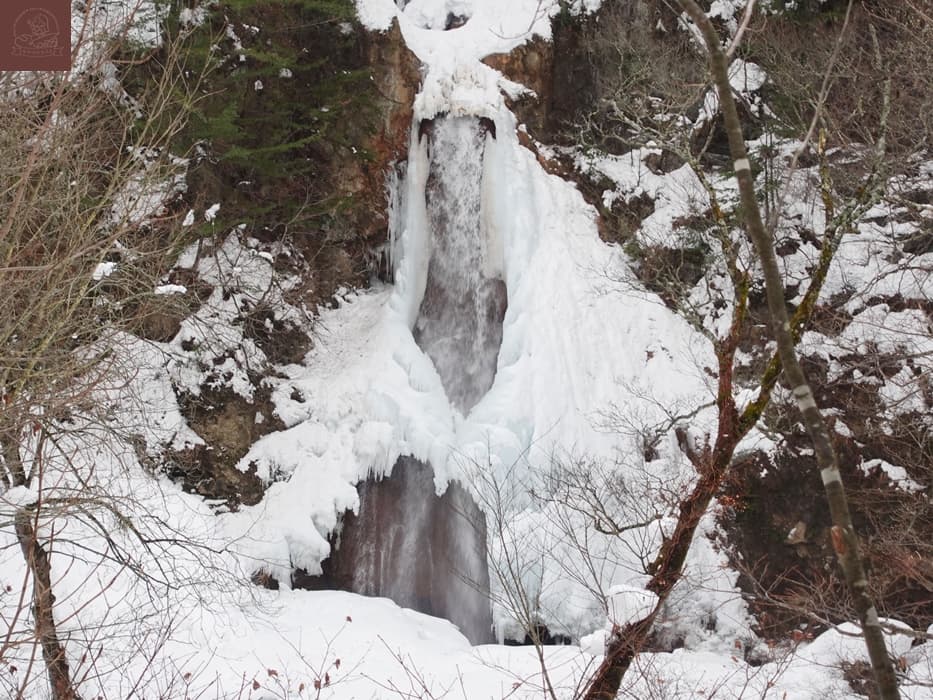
left=581, top=148, right=719, bottom=248
left=608, top=585, right=659, bottom=627
left=92, top=260, right=118, bottom=280
left=1, top=485, right=38, bottom=507
left=103, top=331, right=205, bottom=451
left=110, top=148, right=188, bottom=226
left=800, top=302, right=933, bottom=420
left=728, top=58, right=767, bottom=93
left=155, top=283, right=187, bottom=295
left=860, top=458, right=925, bottom=493
left=709, top=0, right=744, bottom=22
left=799, top=620, right=916, bottom=667
left=355, top=0, right=599, bottom=65
left=167, top=232, right=309, bottom=401
left=179, top=6, right=209, bottom=28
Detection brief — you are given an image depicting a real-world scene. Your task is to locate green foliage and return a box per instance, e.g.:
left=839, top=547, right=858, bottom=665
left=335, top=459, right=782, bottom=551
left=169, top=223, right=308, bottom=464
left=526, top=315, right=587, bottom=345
left=622, top=237, right=644, bottom=262
left=552, top=1, right=579, bottom=29
left=174, top=0, right=378, bottom=227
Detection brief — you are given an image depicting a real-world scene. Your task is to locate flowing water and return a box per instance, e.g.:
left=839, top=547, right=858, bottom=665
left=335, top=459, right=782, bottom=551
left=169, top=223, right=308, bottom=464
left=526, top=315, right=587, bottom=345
left=308, top=458, right=494, bottom=644
left=415, top=116, right=506, bottom=412
left=305, top=117, right=503, bottom=644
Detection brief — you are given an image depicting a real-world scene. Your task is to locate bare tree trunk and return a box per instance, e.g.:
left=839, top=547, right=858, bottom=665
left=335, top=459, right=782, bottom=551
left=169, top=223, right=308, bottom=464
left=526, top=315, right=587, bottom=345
left=14, top=509, right=80, bottom=700
left=673, top=2, right=899, bottom=698
left=3, top=435, right=80, bottom=700
left=584, top=4, right=900, bottom=698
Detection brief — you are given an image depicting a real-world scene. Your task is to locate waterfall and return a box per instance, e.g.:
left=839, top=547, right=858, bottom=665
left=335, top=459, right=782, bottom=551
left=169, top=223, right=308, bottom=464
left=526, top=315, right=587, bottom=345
left=415, top=116, right=506, bottom=412
left=304, top=116, right=503, bottom=645
left=308, top=458, right=494, bottom=644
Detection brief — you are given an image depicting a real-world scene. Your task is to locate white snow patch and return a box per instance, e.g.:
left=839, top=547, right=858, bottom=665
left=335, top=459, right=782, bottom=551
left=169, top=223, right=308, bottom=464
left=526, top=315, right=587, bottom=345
left=1, top=486, right=39, bottom=508
left=608, top=585, right=659, bottom=627
left=154, top=284, right=187, bottom=295
left=93, top=261, right=118, bottom=280
left=729, top=58, right=767, bottom=93
left=860, top=458, right=924, bottom=492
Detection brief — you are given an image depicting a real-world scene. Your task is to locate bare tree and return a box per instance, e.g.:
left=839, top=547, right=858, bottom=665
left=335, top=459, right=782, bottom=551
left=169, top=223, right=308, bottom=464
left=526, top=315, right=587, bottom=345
left=579, top=2, right=906, bottom=698
left=671, top=3, right=897, bottom=696
left=0, top=3, right=209, bottom=697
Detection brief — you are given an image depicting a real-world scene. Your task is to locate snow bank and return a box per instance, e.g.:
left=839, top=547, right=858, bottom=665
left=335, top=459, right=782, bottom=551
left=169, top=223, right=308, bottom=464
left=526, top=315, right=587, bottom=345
left=608, top=585, right=659, bottom=627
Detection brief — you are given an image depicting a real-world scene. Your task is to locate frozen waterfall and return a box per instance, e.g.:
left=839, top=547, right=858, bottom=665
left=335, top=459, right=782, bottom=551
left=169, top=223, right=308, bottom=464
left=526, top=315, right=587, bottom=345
left=306, top=116, right=503, bottom=645
left=415, top=116, right=506, bottom=412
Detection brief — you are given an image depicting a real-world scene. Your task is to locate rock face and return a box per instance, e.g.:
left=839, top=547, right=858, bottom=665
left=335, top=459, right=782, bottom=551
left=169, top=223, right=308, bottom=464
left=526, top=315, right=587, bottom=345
left=342, top=20, right=421, bottom=266
left=179, top=5, right=423, bottom=300
left=366, top=19, right=422, bottom=169
left=483, top=37, right=554, bottom=135
left=170, top=386, right=284, bottom=508
left=482, top=13, right=598, bottom=141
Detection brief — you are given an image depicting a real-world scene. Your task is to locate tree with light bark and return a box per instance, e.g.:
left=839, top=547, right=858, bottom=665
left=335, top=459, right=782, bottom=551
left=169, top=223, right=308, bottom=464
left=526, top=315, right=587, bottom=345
left=567, top=2, right=925, bottom=699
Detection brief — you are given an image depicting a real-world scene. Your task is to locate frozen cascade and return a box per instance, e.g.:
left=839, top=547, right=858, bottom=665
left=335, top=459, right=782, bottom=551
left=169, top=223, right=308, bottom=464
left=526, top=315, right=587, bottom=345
left=307, top=116, right=502, bottom=645
left=415, top=115, right=506, bottom=412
